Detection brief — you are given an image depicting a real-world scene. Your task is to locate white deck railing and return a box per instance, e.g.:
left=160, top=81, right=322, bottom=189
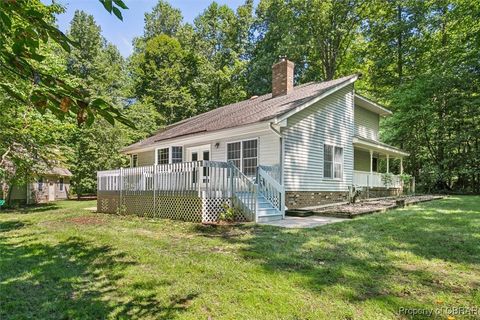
left=97, top=161, right=287, bottom=221
left=257, top=167, right=285, bottom=217
left=98, top=161, right=233, bottom=196
left=353, top=171, right=403, bottom=188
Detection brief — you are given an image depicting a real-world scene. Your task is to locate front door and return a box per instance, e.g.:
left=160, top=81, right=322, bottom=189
left=186, top=145, right=210, bottom=185
left=48, top=181, right=55, bottom=202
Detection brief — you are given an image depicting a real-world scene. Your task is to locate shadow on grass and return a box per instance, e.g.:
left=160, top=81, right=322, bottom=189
left=0, top=203, right=60, bottom=214
left=0, top=230, right=197, bottom=319
left=0, top=220, right=26, bottom=232
left=194, top=197, right=480, bottom=316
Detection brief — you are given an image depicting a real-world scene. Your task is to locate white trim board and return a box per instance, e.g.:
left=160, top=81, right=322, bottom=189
left=353, top=138, right=409, bottom=157
left=124, top=122, right=271, bottom=155
left=354, top=94, right=392, bottom=117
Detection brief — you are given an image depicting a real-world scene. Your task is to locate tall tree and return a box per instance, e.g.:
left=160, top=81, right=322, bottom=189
left=369, top=0, right=480, bottom=192
left=192, top=1, right=253, bottom=109
left=144, top=0, right=183, bottom=38
left=130, top=34, right=197, bottom=125
left=300, top=0, right=365, bottom=81
left=65, top=11, right=130, bottom=196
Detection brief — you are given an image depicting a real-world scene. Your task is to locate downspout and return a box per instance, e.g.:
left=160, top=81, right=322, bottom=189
left=269, top=122, right=287, bottom=215
left=269, top=123, right=283, bottom=173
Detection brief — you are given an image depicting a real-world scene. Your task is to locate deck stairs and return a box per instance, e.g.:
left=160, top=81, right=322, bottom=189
left=235, top=191, right=283, bottom=222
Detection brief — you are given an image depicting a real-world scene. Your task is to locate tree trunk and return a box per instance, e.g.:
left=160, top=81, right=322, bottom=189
left=6, top=184, right=13, bottom=206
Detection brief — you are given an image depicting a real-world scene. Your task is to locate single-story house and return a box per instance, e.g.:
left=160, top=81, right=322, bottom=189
left=3, top=167, right=72, bottom=204
left=97, top=58, right=409, bottom=222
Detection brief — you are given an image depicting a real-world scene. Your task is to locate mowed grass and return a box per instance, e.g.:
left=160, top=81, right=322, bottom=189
left=1, top=197, right=479, bottom=319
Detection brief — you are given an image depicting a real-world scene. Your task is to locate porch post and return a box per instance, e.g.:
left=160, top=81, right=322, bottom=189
left=369, top=150, right=373, bottom=173
left=369, top=150, right=373, bottom=196
left=400, top=157, right=403, bottom=174
left=386, top=154, right=390, bottom=173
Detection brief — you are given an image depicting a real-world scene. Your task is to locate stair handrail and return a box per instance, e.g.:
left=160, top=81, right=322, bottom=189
left=228, top=161, right=257, bottom=221
left=257, top=167, right=285, bottom=218
left=258, top=164, right=281, bottom=183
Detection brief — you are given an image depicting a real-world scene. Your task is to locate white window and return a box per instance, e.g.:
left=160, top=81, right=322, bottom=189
left=227, top=139, right=258, bottom=176
left=324, top=144, right=343, bottom=179
left=38, top=177, right=44, bottom=191
left=59, top=178, right=64, bottom=191
left=157, top=148, right=169, bottom=165
left=171, top=146, right=183, bottom=163
left=227, top=142, right=241, bottom=169
left=156, top=146, right=183, bottom=164
left=242, top=139, right=258, bottom=176
left=131, top=154, right=138, bottom=167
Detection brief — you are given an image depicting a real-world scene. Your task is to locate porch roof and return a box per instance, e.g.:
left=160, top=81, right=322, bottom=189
left=353, top=136, right=409, bottom=157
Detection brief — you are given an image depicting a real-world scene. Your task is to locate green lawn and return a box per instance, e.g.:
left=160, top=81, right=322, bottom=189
left=0, top=197, right=479, bottom=319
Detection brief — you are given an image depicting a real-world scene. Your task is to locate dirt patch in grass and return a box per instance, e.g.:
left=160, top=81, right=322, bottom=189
left=313, top=195, right=444, bottom=218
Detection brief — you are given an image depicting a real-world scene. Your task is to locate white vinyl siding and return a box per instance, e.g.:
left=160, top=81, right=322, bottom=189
left=283, top=85, right=355, bottom=191
left=136, top=150, right=155, bottom=166
left=127, top=125, right=280, bottom=168
left=354, top=149, right=371, bottom=171
left=354, top=105, right=380, bottom=141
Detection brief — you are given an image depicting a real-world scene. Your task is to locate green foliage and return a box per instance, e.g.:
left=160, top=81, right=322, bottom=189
left=65, top=11, right=132, bottom=196
left=373, top=1, right=480, bottom=192
left=400, top=174, right=412, bottom=185
left=144, top=0, right=183, bottom=38
left=381, top=173, right=394, bottom=188
left=219, top=203, right=241, bottom=222
left=122, top=99, right=163, bottom=143
left=130, top=34, right=197, bottom=125
left=0, top=0, right=132, bottom=127
left=99, top=0, right=129, bottom=21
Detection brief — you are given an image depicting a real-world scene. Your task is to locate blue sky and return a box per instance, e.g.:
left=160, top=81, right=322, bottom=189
left=46, top=0, right=249, bottom=57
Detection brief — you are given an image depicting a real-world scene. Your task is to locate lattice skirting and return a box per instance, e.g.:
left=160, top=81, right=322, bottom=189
left=202, top=197, right=230, bottom=223
left=99, top=192, right=121, bottom=214
left=97, top=191, right=250, bottom=223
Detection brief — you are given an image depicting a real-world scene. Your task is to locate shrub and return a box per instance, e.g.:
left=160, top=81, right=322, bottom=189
left=219, top=203, right=239, bottom=222
left=381, top=172, right=394, bottom=188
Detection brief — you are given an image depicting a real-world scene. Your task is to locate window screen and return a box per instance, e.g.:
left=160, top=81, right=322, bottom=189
left=38, top=177, right=44, bottom=191
left=171, top=146, right=183, bottom=163
left=324, top=145, right=333, bottom=178
left=132, top=154, right=138, bottom=167
left=334, top=147, right=343, bottom=178
left=242, top=139, right=258, bottom=176
left=227, top=142, right=241, bottom=169
left=324, top=144, right=343, bottom=179
left=157, top=148, right=169, bottom=165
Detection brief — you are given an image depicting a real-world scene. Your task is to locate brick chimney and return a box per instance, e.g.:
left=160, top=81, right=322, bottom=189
left=272, top=57, right=294, bottom=97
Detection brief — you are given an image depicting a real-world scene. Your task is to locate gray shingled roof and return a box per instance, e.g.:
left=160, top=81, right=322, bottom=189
left=123, top=74, right=358, bottom=152
left=46, top=167, right=73, bottom=177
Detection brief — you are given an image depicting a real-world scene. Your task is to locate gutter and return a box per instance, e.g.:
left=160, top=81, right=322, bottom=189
left=269, top=122, right=282, bottom=137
